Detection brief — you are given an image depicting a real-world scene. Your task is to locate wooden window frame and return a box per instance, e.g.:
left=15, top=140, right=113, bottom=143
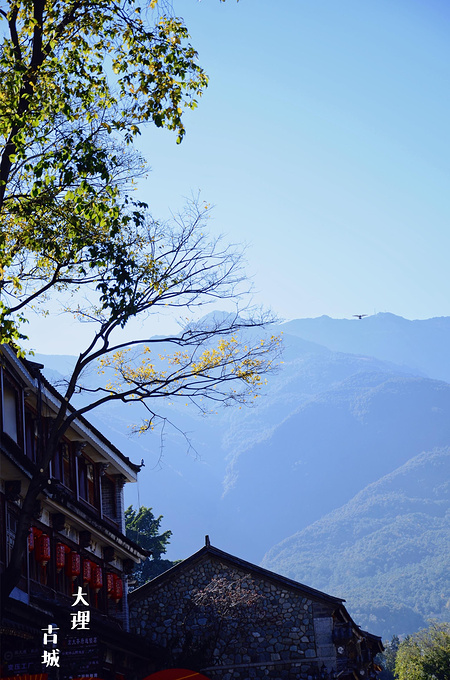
left=78, top=454, right=98, bottom=508
left=1, top=373, right=24, bottom=449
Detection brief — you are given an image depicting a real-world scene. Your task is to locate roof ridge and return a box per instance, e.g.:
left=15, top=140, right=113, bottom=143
left=129, top=542, right=344, bottom=606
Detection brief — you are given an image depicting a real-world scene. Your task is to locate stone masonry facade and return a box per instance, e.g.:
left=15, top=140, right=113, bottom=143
left=130, top=553, right=339, bottom=680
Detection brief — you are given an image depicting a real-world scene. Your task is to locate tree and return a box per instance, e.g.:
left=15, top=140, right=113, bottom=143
left=1, top=197, right=281, bottom=606
left=0, top=1, right=281, bottom=608
left=164, top=573, right=270, bottom=669
left=377, top=635, right=399, bottom=680
left=395, top=622, right=450, bottom=680
left=0, top=0, right=208, bottom=344
left=125, top=505, right=177, bottom=588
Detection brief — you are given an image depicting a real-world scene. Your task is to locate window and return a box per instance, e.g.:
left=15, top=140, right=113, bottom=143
left=6, top=507, right=17, bottom=565
left=55, top=542, right=76, bottom=597
left=3, top=381, right=19, bottom=443
left=6, top=506, right=26, bottom=578
left=52, top=443, right=73, bottom=489
left=25, top=411, right=39, bottom=463
left=78, top=456, right=96, bottom=506
left=29, top=531, right=52, bottom=587
left=101, top=476, right=117, bottom=522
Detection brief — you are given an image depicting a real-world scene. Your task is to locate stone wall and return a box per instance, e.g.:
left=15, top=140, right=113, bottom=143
left=130, top=555, right=336, bottom=680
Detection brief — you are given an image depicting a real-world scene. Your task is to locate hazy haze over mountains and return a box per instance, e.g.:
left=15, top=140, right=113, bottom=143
left=37, top=313, right=450, bottom=639
left=261, top=447, right=450, bottom=638
left=281, top=313, right=450, bottom=381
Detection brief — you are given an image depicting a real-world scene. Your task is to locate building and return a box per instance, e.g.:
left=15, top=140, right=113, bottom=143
left=129, top=540, right=383, bottom=680
left=0, top=344, right=153, bottom=680
left=1, top=342, right=383, bottom=680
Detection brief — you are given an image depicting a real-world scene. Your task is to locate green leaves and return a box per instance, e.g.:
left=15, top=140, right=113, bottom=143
left=0, top=0, right=209, bottom=342
left=395, top=623, right=450, bottom=680
left=125, top=505, right=172, bottom=559
left=0, top=2, right=279, bottom=417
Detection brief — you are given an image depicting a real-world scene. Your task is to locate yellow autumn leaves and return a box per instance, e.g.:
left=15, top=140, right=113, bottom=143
left=98, top=334, right=281, bottom=398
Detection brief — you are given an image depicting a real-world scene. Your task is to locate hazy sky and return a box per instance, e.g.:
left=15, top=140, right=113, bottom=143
left=24, top=0, right=450, bottom=354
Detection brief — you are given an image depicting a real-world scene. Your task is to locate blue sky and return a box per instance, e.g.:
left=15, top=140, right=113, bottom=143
left=25, top=0, right=450, bottom=353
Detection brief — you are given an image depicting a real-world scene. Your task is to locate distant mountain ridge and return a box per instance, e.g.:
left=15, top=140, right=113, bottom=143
left=281, top=313, right=450, bottom=381
left=35, top=313, right=450, bottom=639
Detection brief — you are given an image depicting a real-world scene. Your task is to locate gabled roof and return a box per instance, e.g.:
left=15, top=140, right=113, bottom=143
left=129, top=541, right=383, bottom=652
left=128, top=541, right=345, bottom=606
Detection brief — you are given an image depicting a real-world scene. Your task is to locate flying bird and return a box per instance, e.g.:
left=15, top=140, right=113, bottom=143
left=353, top=314, right=367, bottom=320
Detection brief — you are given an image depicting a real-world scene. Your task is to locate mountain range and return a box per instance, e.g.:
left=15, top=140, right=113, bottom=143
left=261, top=446, right=450, bottom=638
left=36, top=313, right=450, bottom=639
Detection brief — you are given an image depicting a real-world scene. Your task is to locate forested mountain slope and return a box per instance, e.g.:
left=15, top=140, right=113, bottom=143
left=219, top=372, right=450, bottom=558
left=261, top=447, right=450, bottom=638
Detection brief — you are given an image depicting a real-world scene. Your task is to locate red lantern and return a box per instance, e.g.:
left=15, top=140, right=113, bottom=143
left=35, top=534, right=51, bottom=565
left=66, top=551, right=81, bottom=581
left=56, top=543, right=66, bottom=572
left=113, top=574, right=123, bottom=603
left=106, top=572, right=115, bottom=598
left=91, top=564, right=103, bottom=593
left=82, top=559, right=92, bottom=584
